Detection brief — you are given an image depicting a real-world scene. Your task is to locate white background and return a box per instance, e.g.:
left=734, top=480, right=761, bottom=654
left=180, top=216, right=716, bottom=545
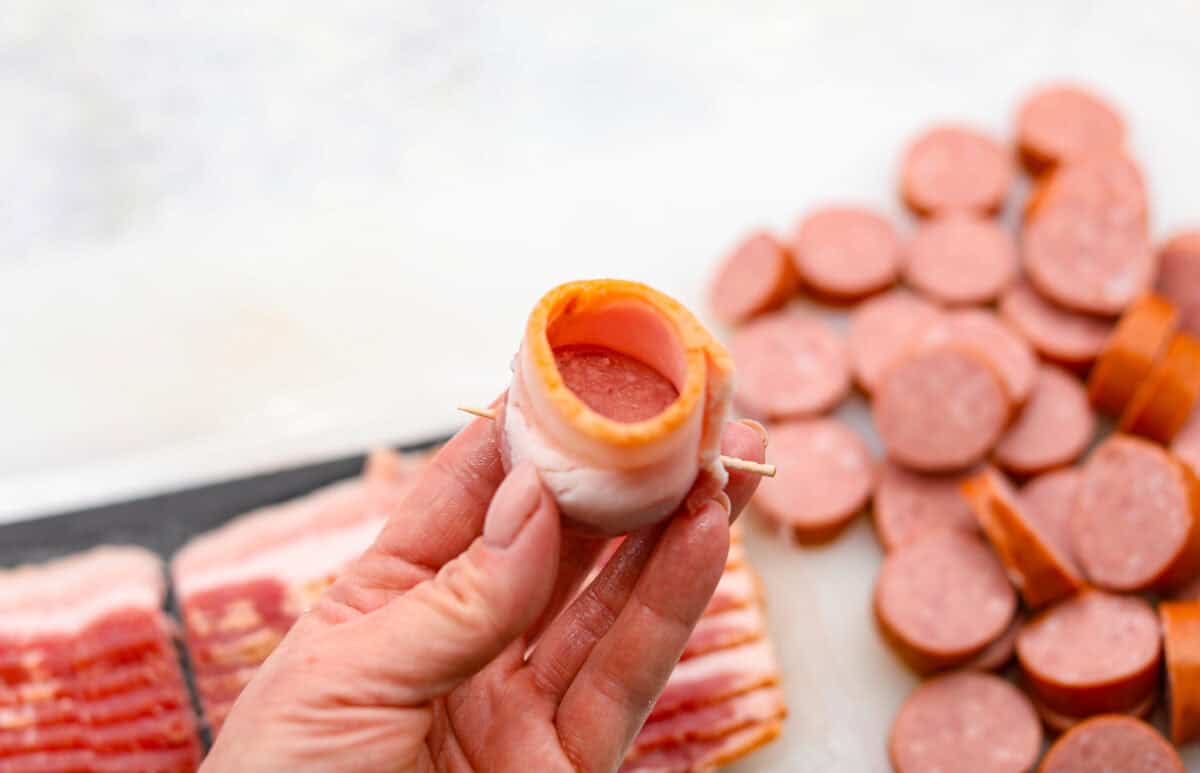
left=3, top=2, right=1200, bottom=769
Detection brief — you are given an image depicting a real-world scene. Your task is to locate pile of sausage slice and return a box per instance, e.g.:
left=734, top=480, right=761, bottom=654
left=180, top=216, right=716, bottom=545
left=708, top=82, right=1200, bottom=772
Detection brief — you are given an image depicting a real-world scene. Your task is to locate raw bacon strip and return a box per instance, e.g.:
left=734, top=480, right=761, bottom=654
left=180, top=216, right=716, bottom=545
left=847, top=289, right=943, bottom=394
left=902, top=215, right=1017, bottom=305
left=731, top=310, right=849, bottom=421
left=627, top=686, right=786, bottom=758
left=1160, top=601, right=1200, bottom=746
left=910, top=308, right=1037, bottom=405
left=1017, top=591, right=1160, bottom=718
left=173, top=448, right=426, bottom=734
left=619, top=718, right=782, bottom=773
left=1020, top=468, right=1082, bottom=567
left=889, top=671, right=1041, bottom=773
left=873, top=347, right=1009, bottom=473
left=647, top=639, right=780, bottom=720
left=1015, top=84, right=1125, bottom=174
left=999, top=283, right=1113, bottom=369
left=1071, top=435, right=1200, bottom=592
left=707, top=231, right=798, bottom=325
left=872, top=461, right=978, bottom=552
left=961, top=467, right=1084, bottom=608
left=1039, top=716, right=1184, bottom=773
left=874, top=529, right=1016, bottom=674
left=703, top=566, right=758, bottom=616
left=752, top=418, right=874, bottom=544
left=681, top=606, right=765, bottom=661
left=1088, top=293, right=1179, bottom=415
left=500, top=280, right=733, bottom=534
left=792, top=206, right=901, bottom=301
left=1157, top=231, right=1200, bottom=335
left=899, top=126, right=1014, bottom=217
left=1119, top=333, right=1200, bottom=443
left=993, top=365, right=1095, bottom=477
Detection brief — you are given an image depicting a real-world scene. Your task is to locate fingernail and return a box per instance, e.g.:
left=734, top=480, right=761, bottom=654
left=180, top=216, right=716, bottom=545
left=738, top=419, right=769, bottom=449
left=712, top=492, right=732, bottom=521
left=484, top=462, right=543, bottom=548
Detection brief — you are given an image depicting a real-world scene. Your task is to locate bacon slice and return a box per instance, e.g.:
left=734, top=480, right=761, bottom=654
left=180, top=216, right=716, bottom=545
left=500, top=279, right=733, bottom=535
left=172, top=448, right=426, bottom=734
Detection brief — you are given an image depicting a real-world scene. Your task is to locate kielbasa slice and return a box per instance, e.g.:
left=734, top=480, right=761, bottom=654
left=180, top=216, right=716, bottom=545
left=1017, top=591, right=1161, bottom=718
left=1020, top=468, right=1083, bottom=568
left=874, top=528, right=1016, bottom=674
left=752, top=418, right=874, bottom=544
left=847, top=289, right=942, bottom=393
left=873, top=347, right=1009, bottom=473
left=911, top=308, right=1037, bottom=405
left=1072, top=434, right=1200, bottom=592
left=999, top=282, right=1113, bottom=369
left=1038, top=716, right=1184, bottom=773
left=902, top=215, right=1017, bottom=306
left=899, top=125, right=1014, bottom=217
left=707, top=231, right=798, bottom=325
left=889, top=671, right=1041, bottom=773
left=1088, top=293, right=1180, bottom=416
left=1157, top=230, right=1200, bottom=335
left=1119, top=332, right=1200, bottom=444
left=791, top=206, right=901, bottom=301
left=872, top=460, right=978, bottom=552
left=1015, top=84, right=1125, bottom=174
left=1032, top=693, right=1157, bottom=736
left=994, top=365, right=1095, bottom=477
left=1160, top=600, right=1200, bottom=746
left=1174, top=408, right=1200, bottom=478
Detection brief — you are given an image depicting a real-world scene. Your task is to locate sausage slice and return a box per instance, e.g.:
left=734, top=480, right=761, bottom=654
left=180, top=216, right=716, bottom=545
left=707, top=231, right=798, bottom=325
left=872, top=461, right=978, bottom=552
left=1015, top=84, right=1125, bottom=174
left=994, top=365, right=1095, bottom=477
left=1160, top=600, right=1200, bottom=746
left=1157, top=230, right=1200, bottom=335
left=792, top=206, right=901, bottom=301
left=1020, top=468, right=1083, bottom=566
left=847, top=289, right=942, bottom=393
left=1119, top=332, right=1200, bottom=443
left=999, top=282, right=1113, bottom=368
left=903, top=215, right=1017, bottom=305
left=1039, top=716, right=1184, bottom=773
left=899, top=125, right=1014, bottom=216
left=1088, top=293, right=1180, bottom=416
left=731, top=309, right=850, bottom=420
left=911, top=308, right=1037, bottom=405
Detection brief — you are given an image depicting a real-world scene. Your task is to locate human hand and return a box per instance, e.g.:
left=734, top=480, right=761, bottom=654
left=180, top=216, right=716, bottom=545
left=201, top=416, right=765, bottom=773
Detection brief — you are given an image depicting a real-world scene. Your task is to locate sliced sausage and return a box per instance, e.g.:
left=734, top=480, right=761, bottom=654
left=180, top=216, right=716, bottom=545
left=999, top=282, right=1114, bottom=368
left=847, top=289, right=942, bottom=393
left=752, top=418, right=873, bottom=543
left=1157, top=230, right=1200, bottom=335
left=792, top=206, right=901, bottom=301
left=1072, top=434, right=1200, bottom=592
left=1160, top=601, right=1200, bottom=746
left=1174, top=408, right=1200, bottom=478
left=731, top=309, right=850, bottom=420
left=1088, top=293, right=1180, bottom=415
left=1119, top=333, right=1200, bottom=443
left=911, top=308, right=1037, bottom=405
left=1039, top=716, right=1184, bottom=773
left=874, top=528, right=1016, bottom=674
left=963, top=613, right=1023, bottom=673
left=1021, top=468, right=1083, bottom=567
left=1024, top=150, right=1148, bottom=225
left=889, top=671, right=1041, bottom=773
left=1017, top=591, right=1161, bottom=718
left=994, top=365, right=1095, bottom=476
left=961, top=466, right=1084, bottom=608
left=899, top=125, right=1014, bottom=216
left=873, top=347, right=1009, bottom=473
left=902, top=215, right=1017, bottom=305
left=1015, top=84, right=1125, bottom=174
left=872, top=460, right=978, bottom=551
left=707, top=230, right=798, bottom=325
left=1032, top=692, right=1157, bottom=736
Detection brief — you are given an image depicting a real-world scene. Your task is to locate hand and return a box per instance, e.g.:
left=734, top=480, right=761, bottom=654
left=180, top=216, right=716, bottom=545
left=202, top=416, right=766, bottom=773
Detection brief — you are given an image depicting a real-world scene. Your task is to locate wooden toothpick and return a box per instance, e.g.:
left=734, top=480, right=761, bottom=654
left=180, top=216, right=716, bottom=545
left=456, top=406, right=776, bottom=478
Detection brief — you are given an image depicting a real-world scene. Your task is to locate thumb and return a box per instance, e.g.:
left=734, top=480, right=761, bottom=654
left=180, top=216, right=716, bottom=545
left=337, top=462, right=561, bottom=705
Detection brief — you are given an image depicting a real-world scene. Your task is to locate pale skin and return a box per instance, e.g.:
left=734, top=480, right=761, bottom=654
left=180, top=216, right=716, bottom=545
left=202, top=416, right=766, bottom=773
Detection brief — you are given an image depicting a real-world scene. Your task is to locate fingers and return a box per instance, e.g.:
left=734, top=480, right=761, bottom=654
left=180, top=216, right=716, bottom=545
left=724, top=420, right=768, bottom=519
left=324, top=463, right=561, bottom=706
left=553, top=498, right=730, bottom=771
left=524, top=531, right=614, bottom=644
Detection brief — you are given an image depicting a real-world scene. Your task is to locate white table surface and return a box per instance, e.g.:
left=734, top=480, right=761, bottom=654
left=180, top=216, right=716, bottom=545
left=3, top=2, right=1200, bottom=769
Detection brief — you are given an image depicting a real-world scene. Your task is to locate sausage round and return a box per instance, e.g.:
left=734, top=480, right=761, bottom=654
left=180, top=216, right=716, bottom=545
left=1017, top=591, right=1161, bottom=717
left=994, top=365, right=1095, bottom=477
left=899, top=125, right=1014, bottom=216
left=889, top=671, right=1041, bottom=773
left=847, top=289, right=942, bottom=393
left=911, top=308, right=1037, bottom=405
left=902, top=215, right=1017, bottom=305
left=874, top=528, right=1016, bottom=674
left=1088, top=293, right=1180, bottom=416
left=962, top=614, right=1023, bottom=673
left=1072, top=435, right=1200, bottom=592
left=1015, top=84, right=1125, bottom=174
left=873, top=347, right=1009, bottom=473
left=1160, top=600, right=1200, bottom=746
left=752, top=418, right=874, bottom=543
left=731, top=309, right=850, bottom=421
left=999, top=282, right=1113, bottom=368
left=1039, top=716, right=1184, bottom=773
left=791, top=206, right=901, bottom=301
left=1021, top=468, right=1083, bottom=567
left=1119, top=333, right=1200, bottom=444
left=1156, top=230, right=1200, bottom=335
left=707, top=231, right=798, bottom=325
left=1174, top=408, right=1200, bottom=479
left=872, top=460, right=979, bottom=552
left=1032, top=692, right=1157, bottom=736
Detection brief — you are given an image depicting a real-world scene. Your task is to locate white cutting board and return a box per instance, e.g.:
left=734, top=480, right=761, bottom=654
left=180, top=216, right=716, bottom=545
left=3, top=2, right=1200, bottom=770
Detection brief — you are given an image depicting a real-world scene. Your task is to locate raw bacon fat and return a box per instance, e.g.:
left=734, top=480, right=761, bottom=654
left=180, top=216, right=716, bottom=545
left=502, top=279, right=733, bottom=534
left=0, top=547, right=200, bottom=771
left=172, top=448, right=426, bottom=734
